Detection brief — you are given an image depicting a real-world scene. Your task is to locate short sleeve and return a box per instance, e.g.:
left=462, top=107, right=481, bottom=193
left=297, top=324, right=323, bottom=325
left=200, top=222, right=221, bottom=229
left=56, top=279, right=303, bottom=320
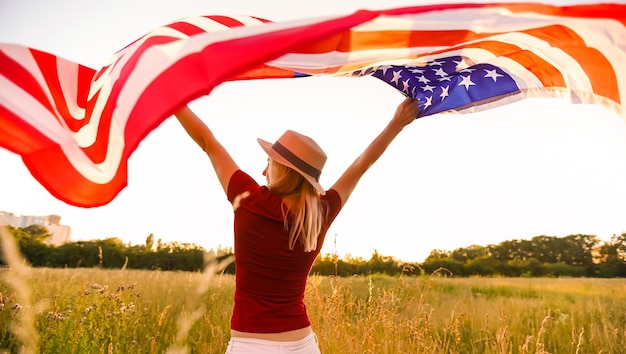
left=227, top=170, right=259, bottom=204
left=322, top=189, right=343, bottom=226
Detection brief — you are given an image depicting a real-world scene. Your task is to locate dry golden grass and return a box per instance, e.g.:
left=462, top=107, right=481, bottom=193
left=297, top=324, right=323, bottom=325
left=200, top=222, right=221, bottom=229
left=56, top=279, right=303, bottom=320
left=3, top=268, right=623, bottom=353
left=1, top=230, right=625, bottom=353
left=307, top=274, right=626, bottom=353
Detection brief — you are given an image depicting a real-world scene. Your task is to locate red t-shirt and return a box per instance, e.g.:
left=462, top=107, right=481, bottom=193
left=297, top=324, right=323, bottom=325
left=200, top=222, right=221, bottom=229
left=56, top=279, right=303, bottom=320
left=227, top=170, right=342, bottom=333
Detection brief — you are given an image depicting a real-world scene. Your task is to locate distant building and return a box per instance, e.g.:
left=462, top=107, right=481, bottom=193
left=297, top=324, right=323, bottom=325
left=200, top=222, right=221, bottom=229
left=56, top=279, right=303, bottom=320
left=0, top=211, right=71, bottom=246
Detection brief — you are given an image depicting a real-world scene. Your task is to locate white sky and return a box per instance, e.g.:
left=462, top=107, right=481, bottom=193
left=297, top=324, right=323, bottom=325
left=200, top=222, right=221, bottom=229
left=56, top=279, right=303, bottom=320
left=1, top=0, right=626, bottom=263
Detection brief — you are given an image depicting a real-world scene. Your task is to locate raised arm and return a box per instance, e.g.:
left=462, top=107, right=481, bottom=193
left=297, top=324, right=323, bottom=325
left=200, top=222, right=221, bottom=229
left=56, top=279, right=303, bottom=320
left=330, top=97, right=419, bottom=205
left=174, top=105, right=239, bottom=194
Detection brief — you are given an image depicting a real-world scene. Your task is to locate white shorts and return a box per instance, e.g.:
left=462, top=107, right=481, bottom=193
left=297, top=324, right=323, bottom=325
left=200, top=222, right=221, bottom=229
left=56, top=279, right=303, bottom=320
left=225, top=332, right=320, bottom=354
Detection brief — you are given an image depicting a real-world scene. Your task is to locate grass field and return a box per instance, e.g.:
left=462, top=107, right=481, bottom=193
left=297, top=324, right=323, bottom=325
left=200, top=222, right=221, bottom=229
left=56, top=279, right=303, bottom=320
left=1, top=265, right=625, bottom=354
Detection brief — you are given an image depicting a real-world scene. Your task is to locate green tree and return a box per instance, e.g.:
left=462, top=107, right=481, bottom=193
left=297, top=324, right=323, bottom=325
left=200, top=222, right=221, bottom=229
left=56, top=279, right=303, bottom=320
left=425, top=249, right=451, bottom=260
left=21, top=224, right=52, bottom=243
left=490, top=239, right=531, bottom=262
left=530, top=235, right=560, bottom=263
left=596, top=235, right=626, bottom=277
left=97, top=238, right=127, bottom=268
left=560, top=234, right=598, bottom=276
left=7, top=225, right=52, bottom=266
left=451, top=245, right=490, bottom=262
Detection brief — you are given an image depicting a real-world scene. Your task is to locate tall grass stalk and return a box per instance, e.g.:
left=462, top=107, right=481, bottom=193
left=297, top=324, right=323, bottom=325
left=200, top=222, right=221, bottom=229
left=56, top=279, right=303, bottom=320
left=165, top=254, right=233, bottom=354
left=0, top=225, right=41, bottom=354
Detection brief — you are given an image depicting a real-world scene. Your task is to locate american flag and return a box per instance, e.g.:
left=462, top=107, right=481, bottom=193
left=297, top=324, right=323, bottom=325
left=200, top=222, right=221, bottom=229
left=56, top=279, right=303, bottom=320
left=0, top=3, right=624, bottom=207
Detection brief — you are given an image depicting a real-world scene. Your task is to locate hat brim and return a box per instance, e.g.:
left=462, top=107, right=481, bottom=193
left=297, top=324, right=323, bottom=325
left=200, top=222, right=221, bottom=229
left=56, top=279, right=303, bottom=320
left=258, top=138, right=326, bottom=195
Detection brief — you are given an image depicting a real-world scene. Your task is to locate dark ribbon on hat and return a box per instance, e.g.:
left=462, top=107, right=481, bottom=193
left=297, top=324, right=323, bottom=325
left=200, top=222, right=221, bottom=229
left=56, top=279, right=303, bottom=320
left=272, top=142, right=321, bottom=181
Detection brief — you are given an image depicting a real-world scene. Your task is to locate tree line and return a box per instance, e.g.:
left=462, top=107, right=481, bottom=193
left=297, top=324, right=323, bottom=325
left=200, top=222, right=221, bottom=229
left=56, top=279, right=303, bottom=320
left=420, top=233, right=626, bottom=277
left=0, top=226, right=218, bottom=272
left=1, top=225, right=625, bottom=277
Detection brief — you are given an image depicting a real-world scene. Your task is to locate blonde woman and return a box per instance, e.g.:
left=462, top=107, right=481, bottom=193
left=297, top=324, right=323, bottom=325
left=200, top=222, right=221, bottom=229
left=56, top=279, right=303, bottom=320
left=174, top=97, right=418, bottom=353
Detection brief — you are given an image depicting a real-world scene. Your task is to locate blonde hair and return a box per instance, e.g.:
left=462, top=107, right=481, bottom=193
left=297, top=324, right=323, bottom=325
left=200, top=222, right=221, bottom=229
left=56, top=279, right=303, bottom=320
left=268, top=160, right=325, bottom=252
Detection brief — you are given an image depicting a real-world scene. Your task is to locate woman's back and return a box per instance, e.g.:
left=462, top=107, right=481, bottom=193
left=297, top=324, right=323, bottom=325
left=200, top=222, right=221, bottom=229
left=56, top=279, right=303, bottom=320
left=227, top=170, right=342, bottom=333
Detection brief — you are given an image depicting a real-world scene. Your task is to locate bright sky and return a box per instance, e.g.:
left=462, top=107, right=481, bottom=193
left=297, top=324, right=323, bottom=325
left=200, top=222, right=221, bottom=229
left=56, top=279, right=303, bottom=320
left=1, top=0, right=626, bottom=263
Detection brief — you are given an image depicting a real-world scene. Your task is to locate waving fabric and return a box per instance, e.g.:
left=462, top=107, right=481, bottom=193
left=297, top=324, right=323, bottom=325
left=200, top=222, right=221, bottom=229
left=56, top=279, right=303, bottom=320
left=0, top=3, right=624, bottom=207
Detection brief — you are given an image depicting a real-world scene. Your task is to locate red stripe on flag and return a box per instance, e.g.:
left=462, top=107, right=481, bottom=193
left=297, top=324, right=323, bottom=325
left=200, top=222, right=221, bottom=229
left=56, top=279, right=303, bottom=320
left=205, top=15, right=248, bottom=28
left=380, top=2, right=626, bottom=25
left=23, top=144, right=128, bottom=208
left=507, top=50, right=567, bottom=89
left=32, top=51, right=79, bottom=131
left=93, top=62, right=111, bottom=82
left=566, top=46, right=620, bottom=104
left=167, top=21, right=213, bottom=37
left=521, top=25, right=620, bottom=104
left=0, top=105, right=56, bottom=155
left=494, top=2, right=626, bottom=25
left=75, top=63, right=96, bottom=123
left=231, top=65, right=299, bottom=80
left=0, top=49, right=57, bottom=121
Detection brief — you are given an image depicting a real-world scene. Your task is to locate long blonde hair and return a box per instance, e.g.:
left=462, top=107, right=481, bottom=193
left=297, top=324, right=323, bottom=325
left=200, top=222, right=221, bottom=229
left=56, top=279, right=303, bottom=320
left=268, top=160, right=324, bottom=252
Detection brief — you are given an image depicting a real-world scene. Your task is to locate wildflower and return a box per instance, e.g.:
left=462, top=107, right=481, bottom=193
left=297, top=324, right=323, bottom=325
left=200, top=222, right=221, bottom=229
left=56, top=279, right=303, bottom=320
left=46, top=311, right=65, bottom=321
left=85, top=306, right=93, bottom=314
left=107, top=293, right=121, bottom=302
left=90, top=283, right=109, bottom=293
left=12, top=303, right=21, bottom=312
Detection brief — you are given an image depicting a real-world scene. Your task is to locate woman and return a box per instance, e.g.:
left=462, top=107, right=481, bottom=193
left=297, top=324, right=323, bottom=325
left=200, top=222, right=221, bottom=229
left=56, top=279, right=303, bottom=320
left=175, top=97, right=418, bottom=353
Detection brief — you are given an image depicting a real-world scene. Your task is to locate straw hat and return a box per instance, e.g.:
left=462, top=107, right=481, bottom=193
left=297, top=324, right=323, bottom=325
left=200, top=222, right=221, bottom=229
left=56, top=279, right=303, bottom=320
left=257, top=130, right=327, bottom=195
